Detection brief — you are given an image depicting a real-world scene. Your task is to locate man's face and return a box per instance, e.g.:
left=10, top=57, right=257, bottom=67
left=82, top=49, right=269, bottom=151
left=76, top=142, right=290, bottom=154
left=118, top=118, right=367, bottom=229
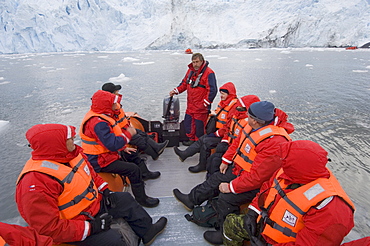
left=66, top=137, right=76, bottom=152
left=112, top=103, right=120, bottom=111
left=192, top=58, right=203, bottom=71
left=248, top=115, right=259, bottom=129
left=220, top=91, right=228, bottom=101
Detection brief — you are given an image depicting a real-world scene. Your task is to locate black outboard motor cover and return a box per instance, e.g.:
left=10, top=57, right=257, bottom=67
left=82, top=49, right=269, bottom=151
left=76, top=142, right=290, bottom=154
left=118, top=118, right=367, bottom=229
left=163, top=96, right=180, bottom=123
left=162, top=96, right=180, bottom=147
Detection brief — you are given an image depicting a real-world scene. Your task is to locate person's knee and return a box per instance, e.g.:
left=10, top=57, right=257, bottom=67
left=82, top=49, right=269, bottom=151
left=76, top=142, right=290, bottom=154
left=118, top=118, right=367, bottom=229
left=116, top=192, right=136, bottom=203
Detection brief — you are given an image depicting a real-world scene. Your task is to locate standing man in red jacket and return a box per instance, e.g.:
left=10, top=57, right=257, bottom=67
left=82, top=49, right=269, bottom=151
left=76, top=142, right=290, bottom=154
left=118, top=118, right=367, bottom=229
left=169, top=53, right=217, bottom=146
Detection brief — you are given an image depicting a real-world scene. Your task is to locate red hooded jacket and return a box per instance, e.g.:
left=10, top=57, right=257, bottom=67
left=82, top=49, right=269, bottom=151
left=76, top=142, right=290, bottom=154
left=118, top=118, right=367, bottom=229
left=222, top=108, right=295, bottom=194
left=174, top=61, right=217, bottom=114
left=213, top=82, right=237, bottom=137
left=249, top=140, right=355, bottom=246
left=81, top=90, right=132, bottom=171
left=16, top=124, right=108, bottom=244
left=219, top=95, right=261, bottom=141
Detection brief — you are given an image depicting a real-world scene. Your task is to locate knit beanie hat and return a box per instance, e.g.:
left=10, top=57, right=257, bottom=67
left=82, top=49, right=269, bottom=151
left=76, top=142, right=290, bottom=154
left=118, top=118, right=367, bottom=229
left=248, top=101, right=275, bottom=123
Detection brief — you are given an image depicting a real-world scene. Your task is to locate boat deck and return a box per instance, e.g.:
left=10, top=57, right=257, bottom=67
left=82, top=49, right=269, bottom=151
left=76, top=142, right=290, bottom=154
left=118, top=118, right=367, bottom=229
left=138, top=145, right=213, bottom=245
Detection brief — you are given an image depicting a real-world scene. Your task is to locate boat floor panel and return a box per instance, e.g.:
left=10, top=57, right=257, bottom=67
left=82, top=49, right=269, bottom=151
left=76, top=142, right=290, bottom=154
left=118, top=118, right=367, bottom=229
left=139, top=147, right=213, bottom=245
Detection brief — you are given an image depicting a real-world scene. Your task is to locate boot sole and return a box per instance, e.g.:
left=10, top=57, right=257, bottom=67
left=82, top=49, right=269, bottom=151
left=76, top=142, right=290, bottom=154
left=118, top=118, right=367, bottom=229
left=157, top=140, right=169, bottom=155
left=144, top=219, right=167, bottom=246
left=188, top=168, right=206, bottom=173
left=173, top=190, right=194, bottom=211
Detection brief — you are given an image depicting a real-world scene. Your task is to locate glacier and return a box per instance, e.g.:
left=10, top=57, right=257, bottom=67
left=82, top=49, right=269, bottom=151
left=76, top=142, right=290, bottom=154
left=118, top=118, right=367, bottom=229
left=0, top=0, right=369, bottom=54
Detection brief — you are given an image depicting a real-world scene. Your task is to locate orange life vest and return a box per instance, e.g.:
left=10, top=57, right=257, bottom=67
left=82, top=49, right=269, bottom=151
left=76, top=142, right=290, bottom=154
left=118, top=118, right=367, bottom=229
left=233, top=125, right=291, bottom=171
left=227, top=117, right=248, bottom=145
left=215, top=98, right=238, bottom=129
left=260, top=169, right=355, bottom=243
left=79, top=110, right=124, bottom=155
left=17, top=154, right=99, bottom=220
left=115, top=107, right=130, bottom=129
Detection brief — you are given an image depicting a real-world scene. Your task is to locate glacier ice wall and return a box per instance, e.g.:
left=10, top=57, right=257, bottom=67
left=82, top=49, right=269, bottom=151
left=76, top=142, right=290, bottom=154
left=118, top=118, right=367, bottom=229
left=0, top=0, right=369, bottom=53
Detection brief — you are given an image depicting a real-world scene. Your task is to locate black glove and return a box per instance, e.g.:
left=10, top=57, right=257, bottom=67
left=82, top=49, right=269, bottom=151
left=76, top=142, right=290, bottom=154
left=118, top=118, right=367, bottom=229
left=243, top=209, right=258, bottom=237
left=216, top=142, right=229, bottom=153
left=103, top=189, right=118, bottom=208
left=89, top=213, right=113, bottom=235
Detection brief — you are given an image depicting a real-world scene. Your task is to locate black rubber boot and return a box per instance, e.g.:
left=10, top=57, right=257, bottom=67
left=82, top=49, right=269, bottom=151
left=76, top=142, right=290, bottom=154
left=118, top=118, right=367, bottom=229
left=138, top=158, right=161, bottom=181
left=149, top=138, right=169, bottom=155
left=173, top=188, right=194, bottom=211
left=203, top=229, right=223, bottom=245
left=142, top=217, right=168, bottom=246
left=145, top=139, right=169, bottom=160
left=188, top=146, right=209, bottom=173
left=131, top=182, right=160, bottom=208
left=144, top=145, right=159, bottom=160
left=173, top=141, right=201, bottom=162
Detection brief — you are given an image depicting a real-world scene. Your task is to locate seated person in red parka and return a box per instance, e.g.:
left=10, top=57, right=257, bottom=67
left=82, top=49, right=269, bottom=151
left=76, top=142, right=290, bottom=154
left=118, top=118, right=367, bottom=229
left=80, top=90, right=159, bottom=208
left=102, top=82, right=162, bottom=181
left=223, top=140, right=355, bottom=246
left=173, top=101, right=295, bottom=245
left=173, top=82, right=238, bottom=173
left=16, top=124, right=167, bottom=246
left=206, top=94, right=261, bottom=177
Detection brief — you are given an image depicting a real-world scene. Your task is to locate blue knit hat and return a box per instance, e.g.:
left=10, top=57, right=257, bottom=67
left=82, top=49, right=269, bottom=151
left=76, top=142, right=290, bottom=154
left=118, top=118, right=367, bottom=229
left=248, top=101, right=275, bottom=123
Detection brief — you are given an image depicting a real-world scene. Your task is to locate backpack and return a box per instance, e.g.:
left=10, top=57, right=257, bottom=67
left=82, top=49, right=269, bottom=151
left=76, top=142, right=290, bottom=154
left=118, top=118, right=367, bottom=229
left=184, top=198, right=219, bottom=228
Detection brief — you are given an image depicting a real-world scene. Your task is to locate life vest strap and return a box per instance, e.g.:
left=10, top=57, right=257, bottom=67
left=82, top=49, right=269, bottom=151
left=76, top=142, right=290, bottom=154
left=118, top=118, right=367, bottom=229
left=81, top=138, right=99, bottom=145
left=261, top=210, right=297, bottom=239
left=58, top=181, right=97, bottom=211
left=113, top=115, right=128, bottom=127
left=236, top=148, right=253, bottom=164
left=274, top=179, right=305, bottom=215
left=62, top=158, right=84, bottom=184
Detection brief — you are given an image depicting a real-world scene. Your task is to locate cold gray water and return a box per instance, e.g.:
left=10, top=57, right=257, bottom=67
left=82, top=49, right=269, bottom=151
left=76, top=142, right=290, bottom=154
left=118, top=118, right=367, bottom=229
left=0, top=48, right=369, bottom=242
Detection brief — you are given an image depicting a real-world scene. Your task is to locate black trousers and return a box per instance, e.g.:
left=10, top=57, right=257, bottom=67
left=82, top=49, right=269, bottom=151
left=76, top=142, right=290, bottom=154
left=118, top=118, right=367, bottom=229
left=189, top=165, right=259, bottom=225
left=129, top=129, right=149, bottom=151
left=206, top=142, right=229, bottom=177
left=100, top=159, right=142, bottom=184
left=71, top=192, right=152, bottom=246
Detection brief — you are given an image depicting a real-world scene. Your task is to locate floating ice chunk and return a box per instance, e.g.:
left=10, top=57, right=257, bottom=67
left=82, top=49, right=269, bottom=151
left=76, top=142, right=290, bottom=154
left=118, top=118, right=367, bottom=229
left=122, top=57, right=139, bottom=62
left=281, top=51, right=291, bottom=54
left=293, top=60, right=299, bottom=62
left=109, top=73, right=131, bottom=83
left=269, top=90, right=277, bottom=94
left=0, top=77, right=4, bottom=80
left=0, top=120, right=9, bottom=130
left=61, top=109, right=73, bottom=115
left=352, top=70, right=368, bottom=73
left=255, top=58, right=262, bottom=61
left=0, top=81, right=10, bottom=85
left=133, top=62, right=155, bottom=65
left=305, top=64, right=313, bottom=67
left=97, top=56, right=109, bottom=59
